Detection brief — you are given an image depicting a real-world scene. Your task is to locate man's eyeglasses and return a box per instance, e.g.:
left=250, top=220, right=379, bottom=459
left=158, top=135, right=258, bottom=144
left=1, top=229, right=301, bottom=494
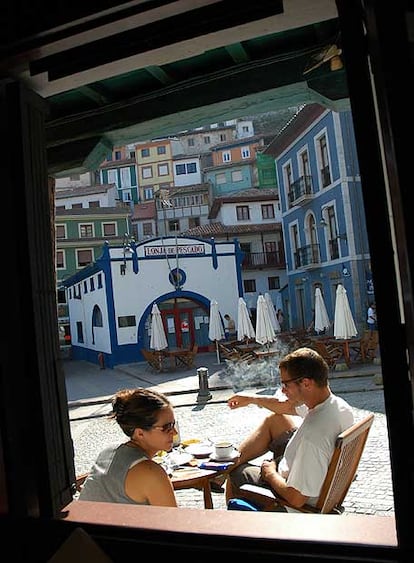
left=280, top=376, right=303, bottom=388
left=151, top=420, right=176, bottom=433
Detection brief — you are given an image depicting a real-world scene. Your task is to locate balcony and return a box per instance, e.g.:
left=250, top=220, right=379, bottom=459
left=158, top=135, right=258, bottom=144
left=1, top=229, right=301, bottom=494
left=242, top=251, right=285, bottom=270
left=294, top=244, right=321, bottom=268
left=288, top=175, right=313, bottom=207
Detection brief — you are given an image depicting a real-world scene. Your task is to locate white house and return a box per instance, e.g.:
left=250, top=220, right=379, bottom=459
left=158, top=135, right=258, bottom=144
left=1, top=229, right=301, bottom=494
left=63, top=235, right=243, bottom=367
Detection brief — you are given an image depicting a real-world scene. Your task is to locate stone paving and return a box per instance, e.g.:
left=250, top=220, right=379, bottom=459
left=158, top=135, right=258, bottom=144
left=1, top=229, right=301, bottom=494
left=65, top=353, right=394, bottom=516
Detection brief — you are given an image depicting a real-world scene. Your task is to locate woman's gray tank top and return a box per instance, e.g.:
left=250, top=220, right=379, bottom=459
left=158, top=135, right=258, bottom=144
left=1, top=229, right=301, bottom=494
left=78, top=443, right=150, bottom=504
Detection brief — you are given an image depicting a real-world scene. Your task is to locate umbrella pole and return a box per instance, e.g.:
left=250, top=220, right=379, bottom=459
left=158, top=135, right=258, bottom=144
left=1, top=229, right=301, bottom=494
left=215, top=340, right=221, bottom=364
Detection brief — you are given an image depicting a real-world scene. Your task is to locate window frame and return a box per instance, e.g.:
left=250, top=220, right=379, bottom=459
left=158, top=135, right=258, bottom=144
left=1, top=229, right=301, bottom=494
left=236, top=205, right=250, bottom=221
left=103, top=222, right=117, bottom=237
left=3, top=4, right=412, bottom=559
left=243, top=279, right=256, bottom=293
left=56, top=249, right=65, bottom=269
left=76, top=248, right=93, bottom=268
left=56, top=224, right=66, bottom=239
left=79, top=223, right=94, bottom=238
left=142, top=166, right=153, bottom=179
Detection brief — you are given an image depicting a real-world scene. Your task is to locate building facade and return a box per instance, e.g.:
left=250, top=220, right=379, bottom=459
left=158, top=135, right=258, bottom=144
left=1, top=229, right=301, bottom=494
left=55, top=184, right=132, bottom=343
left=267, top=104, right=371, bottom=335
left=63, top=236, right=243, bottom=367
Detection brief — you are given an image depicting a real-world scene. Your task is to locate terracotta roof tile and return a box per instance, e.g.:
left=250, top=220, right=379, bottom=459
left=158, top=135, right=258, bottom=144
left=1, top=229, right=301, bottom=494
left=183, top=222, right=280, bottom=237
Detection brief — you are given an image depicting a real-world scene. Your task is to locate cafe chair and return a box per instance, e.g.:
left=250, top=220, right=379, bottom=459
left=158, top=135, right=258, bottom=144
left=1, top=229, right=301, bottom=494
left=141, top=349, right=165, bottom=372
left=309, top=339, right=343, bottom=370
left=350, top=330, right=379, bottom=363
left=228, top=413, right=374, bottom=514
left=175, top=344, right=199, bottom=369
left=74, top=472, right=89, bottom=494
left=219, top=343, right=255, bottom=363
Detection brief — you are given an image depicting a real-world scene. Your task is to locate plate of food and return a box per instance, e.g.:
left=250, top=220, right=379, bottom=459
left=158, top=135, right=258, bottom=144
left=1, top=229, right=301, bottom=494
left=168, top=451, right=193, bottom=466
left=181, top=438, right=201, bottom=447
left=153, top=450, right=193, bottom=467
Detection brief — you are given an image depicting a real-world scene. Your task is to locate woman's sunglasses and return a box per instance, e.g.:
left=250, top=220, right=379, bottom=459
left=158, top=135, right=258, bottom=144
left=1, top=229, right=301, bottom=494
left=151, top=420, right=176, bottom=433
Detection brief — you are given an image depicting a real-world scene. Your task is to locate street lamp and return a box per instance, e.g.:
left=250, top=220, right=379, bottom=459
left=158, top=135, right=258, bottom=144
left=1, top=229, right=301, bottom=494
left=121, top=233, right=135, bottom=275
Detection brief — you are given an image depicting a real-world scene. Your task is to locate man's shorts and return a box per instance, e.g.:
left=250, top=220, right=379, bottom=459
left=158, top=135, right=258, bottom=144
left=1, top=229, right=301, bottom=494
left=229, top=428, right=297, bottom=491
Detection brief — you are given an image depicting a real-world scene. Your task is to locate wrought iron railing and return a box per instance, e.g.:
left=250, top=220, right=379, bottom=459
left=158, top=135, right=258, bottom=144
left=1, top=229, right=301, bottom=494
left=288, top=175, right=313, bottom=206
left=242, top=251, right=285, bottom=269
left=294, top=244, right=321, bottom=268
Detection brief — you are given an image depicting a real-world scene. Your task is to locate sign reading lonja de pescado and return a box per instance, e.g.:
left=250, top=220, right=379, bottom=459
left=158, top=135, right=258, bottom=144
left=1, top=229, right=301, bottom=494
left=144, top=244, right=206, bottom=256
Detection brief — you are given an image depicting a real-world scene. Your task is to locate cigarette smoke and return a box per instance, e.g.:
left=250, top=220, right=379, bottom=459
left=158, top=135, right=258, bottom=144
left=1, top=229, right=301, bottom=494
left=219, top=340, right=290, bottom=392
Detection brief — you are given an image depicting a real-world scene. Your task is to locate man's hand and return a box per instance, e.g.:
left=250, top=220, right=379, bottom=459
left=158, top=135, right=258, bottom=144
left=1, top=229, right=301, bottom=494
left=260, top=459, right=308, bottom=509
left=227, top=393, right=296, bottom=415
left=227, top=394, right=254, bottom=409
left=260, top=459, right=278, bottom=483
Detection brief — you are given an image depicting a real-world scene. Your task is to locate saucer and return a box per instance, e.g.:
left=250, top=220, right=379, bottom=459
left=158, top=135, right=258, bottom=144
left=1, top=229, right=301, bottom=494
left=185, top=443, right=214, bottom=458
left=209, top=449, right=240, bottom=462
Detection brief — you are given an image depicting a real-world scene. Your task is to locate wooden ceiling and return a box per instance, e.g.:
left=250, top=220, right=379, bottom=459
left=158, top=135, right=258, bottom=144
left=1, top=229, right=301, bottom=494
left=1, top=1, right=348, bottom=176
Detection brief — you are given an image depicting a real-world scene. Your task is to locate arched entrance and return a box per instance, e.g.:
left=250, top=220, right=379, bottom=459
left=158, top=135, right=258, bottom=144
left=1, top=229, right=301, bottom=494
left=158, top=297, right=210, bottom=351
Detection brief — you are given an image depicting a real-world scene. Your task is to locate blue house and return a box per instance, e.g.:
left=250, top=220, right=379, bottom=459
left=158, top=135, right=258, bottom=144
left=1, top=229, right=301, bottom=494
left=264, top=104, right=373, bottom=335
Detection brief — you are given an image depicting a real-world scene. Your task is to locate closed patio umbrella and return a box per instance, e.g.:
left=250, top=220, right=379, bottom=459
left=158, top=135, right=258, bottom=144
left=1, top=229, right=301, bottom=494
left=208, top=299, right=225, bottom=364
left=314, top=287, right=331, bottom=334
left=265, top=292, right=281, bottom=333
left=255, top=294, right=276, bottom=348
left=334, top=284, right=357, bottom=339
left=237, top=297, right=256, bottom=341
left=150, top=303, right=168, bottom=351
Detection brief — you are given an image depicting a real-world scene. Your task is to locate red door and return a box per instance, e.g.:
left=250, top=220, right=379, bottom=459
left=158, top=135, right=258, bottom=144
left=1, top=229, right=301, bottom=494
left=161, top=309, right=194, bottom=348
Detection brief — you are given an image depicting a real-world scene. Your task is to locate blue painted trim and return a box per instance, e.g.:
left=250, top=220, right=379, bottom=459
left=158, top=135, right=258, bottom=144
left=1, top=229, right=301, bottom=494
left=233, top=238, right=244, bottom=297
left=210, top=238, right=218, bottom=269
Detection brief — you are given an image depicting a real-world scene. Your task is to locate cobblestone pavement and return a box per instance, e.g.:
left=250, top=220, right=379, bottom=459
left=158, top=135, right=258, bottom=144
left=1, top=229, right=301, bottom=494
left=65, top=354, right=394, bottom=516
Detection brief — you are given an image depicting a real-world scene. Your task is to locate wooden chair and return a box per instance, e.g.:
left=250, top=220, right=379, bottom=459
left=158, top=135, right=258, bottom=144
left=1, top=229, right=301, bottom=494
left=175, top=344, right=198, bottom=368
left=219, top=343, right=255, bottom=363
left=235, top=413, right=375, bottom=514
left=309, top=339, right=344, bottom=370
left=350, top=330, right=379, bottom=363
left=141, top=348, right=164, bottom=371
left=218, top=343, right=240, bottom=361
left=75, top=472, right=89, bottom=493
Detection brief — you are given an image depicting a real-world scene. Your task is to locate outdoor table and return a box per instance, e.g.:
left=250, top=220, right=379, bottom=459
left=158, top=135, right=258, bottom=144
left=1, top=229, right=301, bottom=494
left=171, top=464, right=232, bottom=509
left=328, top=338, right=361, bottom=367
left=236, top=342, right=260, bottom=353
left=253, top=349, right=280, bottom=360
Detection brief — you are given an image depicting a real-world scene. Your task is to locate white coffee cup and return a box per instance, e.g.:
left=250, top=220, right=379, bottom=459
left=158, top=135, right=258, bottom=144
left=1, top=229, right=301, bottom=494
left=214, top=440, right=233, bottom=460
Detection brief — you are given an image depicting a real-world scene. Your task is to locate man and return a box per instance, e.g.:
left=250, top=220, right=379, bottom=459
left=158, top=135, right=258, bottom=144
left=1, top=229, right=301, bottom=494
left=367, top=302, right=377, bottom=332
left=225, top=347, right=354, bottom=511
left=224, top=314, right=237, bottom=339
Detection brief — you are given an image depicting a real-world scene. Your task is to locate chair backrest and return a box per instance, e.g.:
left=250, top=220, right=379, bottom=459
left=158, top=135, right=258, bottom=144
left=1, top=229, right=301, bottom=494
left=316, top=413, right=374, bottom=513
left=363, top=330, right=379, bottom=359
left=310, top=340, right=342, bottom=369
left=141, top=348, right=154, bottom=362
left=238, top=413, right=375, bottom=514
left=141, top=348, right=161, bottom=369
left=218, top=343, right=236, bottom=360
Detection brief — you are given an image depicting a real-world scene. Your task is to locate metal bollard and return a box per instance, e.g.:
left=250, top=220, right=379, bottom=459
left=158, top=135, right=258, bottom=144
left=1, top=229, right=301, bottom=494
left=197, top=367, right=212, bottom=402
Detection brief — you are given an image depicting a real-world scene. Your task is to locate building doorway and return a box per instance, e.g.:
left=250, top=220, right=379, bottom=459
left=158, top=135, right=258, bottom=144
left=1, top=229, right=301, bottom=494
left=158, top=297, right=210, bottom=351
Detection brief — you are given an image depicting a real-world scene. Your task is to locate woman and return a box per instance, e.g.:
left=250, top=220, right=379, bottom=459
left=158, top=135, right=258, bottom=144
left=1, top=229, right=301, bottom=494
left=78, top=388, right=178, bottom=506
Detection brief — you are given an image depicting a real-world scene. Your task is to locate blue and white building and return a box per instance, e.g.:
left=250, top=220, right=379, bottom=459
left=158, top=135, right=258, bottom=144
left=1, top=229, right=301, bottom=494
left=266, top=104, right=373, bottom=333
left=62, top=236, right=243, bottom=367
